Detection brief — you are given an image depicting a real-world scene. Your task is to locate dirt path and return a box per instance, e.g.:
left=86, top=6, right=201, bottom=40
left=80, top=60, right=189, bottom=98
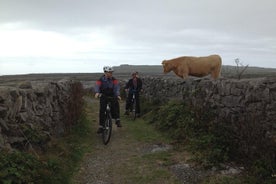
left=72, top=126, right=144, bottom=183
left=72, top=98, right=213, bottom=184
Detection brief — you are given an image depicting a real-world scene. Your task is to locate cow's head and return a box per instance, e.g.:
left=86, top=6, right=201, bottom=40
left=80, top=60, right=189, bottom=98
left=162, top=60, right=172, bottom=74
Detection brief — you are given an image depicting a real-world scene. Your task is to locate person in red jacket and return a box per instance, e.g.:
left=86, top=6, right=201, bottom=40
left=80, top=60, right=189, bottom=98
left=94, top=66, right=122, bottom=134
left=124, top=71, right=143, bottom=117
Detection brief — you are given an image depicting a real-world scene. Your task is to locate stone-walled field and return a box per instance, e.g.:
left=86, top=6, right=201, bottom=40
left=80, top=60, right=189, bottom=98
left=141, top=76, right=276, bottom=166
left=0, top=72, right=275, bottom=155
left=142, top=77, right=276, bottom=127
left=0, top=79, right=82, bottom=151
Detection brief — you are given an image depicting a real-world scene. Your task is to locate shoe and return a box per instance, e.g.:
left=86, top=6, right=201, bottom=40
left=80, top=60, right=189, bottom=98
left=124, top=111, right=129, bottom=115
left=116, top=119, right=122, bottom=127
left=97, top=127, right=103, bottom=134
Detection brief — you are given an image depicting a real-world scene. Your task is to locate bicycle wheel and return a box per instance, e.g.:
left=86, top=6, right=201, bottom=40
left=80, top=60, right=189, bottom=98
left=102, top=113, right=112, bottom=145
left=131, top=99, right=137, bottom=120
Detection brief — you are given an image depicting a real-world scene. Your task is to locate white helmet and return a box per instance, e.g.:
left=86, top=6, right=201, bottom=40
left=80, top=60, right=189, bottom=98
left=103, top=66, right=114, bottom=72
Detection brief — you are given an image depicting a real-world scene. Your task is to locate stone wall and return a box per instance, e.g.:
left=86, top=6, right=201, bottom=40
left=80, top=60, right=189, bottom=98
left=142, top=77, right=276, bottom=133
left=0, top=79, right=80, bottom=151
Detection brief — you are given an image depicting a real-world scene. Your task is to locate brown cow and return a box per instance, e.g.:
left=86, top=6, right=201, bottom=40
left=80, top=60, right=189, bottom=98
left=162, top=54, right=222, bottom=79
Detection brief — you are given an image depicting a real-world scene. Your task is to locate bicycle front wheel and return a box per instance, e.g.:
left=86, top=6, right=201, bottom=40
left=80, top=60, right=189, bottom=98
left=102, top=114, right=112, bottom=145
left=131, top=99, right=137, bottom=120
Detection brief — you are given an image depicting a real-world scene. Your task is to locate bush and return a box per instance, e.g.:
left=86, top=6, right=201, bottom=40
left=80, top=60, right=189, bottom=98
left=149, top=101, right=230, bottom=166
left=0, top=151, right=49, bottom=183
left=65, top=81, right=84, bottom=128
left=147, top=100, right=275, bottom=182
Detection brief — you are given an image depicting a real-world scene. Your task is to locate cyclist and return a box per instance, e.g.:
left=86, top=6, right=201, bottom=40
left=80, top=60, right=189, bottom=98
left=124, top=71, right=143, bottom=117
left=94, top=66, right=122, bottom=134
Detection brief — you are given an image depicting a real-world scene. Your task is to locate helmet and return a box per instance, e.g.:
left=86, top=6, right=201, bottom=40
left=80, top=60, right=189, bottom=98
left=103, top=66, right=114, bottom=72
left=132, top=71, right=138, bottom=75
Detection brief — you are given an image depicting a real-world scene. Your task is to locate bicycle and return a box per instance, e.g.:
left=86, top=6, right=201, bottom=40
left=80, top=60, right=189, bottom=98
left=129, top=90, right=137, bottom=120
left=98, top=94, right=113, bottom=145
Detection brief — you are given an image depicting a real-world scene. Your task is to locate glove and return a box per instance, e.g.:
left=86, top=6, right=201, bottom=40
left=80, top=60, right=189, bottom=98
left=95, top=93, right=100, bottom=98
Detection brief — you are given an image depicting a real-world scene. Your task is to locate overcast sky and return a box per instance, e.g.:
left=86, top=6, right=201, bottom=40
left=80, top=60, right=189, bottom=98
left=1, top=0, right=276, bottom=75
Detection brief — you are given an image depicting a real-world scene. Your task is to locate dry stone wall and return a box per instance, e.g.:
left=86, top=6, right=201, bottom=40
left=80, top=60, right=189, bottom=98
left=142, top=77, right=276, bottom=133
left=0, top=79, right=77, bottom=151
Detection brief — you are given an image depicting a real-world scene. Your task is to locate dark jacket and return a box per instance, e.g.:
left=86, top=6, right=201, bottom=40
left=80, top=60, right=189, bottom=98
left=125, top=77, right=142, bottom=93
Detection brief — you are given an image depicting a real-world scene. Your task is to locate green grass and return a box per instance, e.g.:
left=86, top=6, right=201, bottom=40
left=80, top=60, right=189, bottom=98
left=42, top=109, right=95, bottom=184
left=147, top=100, right=276, bottom=184
left=103, top=105, right=181, bottom=183
left=0, top=111, right=95, bottom=184
left=203, top=175, right=245, bottom=184
left=124, top=117, right=172, bottom=143
left=112, top=144, right=180, bottom=184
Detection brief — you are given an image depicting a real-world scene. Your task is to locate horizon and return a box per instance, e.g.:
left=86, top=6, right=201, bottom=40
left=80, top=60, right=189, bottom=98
left=1, top=63, right=276, bottom=77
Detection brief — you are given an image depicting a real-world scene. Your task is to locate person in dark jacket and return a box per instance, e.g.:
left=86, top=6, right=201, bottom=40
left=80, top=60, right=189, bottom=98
left=94, top=66, right=122, bottom=134
left=124, top=71, right=143, bottom=116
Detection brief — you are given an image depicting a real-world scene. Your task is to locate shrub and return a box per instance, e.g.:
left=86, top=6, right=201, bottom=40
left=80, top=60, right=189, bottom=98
left=65, top=81, right=84, bottom=128
left=147, top=100, right=275, bottom=181
left=154, top=101, right=230, bottom=166
left=0, top=151, right=49, bottom=183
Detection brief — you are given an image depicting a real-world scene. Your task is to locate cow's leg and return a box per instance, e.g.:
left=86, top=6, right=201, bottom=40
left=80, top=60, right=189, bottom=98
left=211, top=63, right=222, bottom=79
left=182, top=73, right=188, bottom=80
left=211, top=69, right=220, bottom=79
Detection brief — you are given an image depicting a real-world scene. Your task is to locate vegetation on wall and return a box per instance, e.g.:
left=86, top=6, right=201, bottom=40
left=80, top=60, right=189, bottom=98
left=147, top=101, right=229, bottom=165
left=65, top=81, right=84, bottom=128
left=145, top=100, right=275, bottom=183
left=0, top=112, right=92, bottom=183
left=0, top=81, right=86, bottom=183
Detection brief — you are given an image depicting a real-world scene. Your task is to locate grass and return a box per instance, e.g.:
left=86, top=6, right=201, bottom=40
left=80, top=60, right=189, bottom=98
left=122, top=120, right=179, bottom=183
left=38, top=100, right=96, bottom=183
left=96, top=106, right=181, bottom=183
left=146, top=100, right=276, bottom=184
left=203, top=175, right=244, bottom=184
left=6, top=95, right=274, bottom=183
left=0, top=106, right=95, bottom=184
left=124, top=117, right=172, bottom=143
left=67, top=98, right=183, bottom=183
left=42, top=108, right=95, bottom=183
left=116, top=152, right=180, bottom=184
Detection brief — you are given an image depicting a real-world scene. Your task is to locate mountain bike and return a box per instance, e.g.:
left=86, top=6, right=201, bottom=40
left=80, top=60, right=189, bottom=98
left=99, top=94, right=113, bottom=145
left=129, top=91, right=137, bottom=120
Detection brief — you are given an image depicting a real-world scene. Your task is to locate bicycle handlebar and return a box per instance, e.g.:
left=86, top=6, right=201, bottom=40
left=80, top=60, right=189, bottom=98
left=96, top=93, right=121, bottom=100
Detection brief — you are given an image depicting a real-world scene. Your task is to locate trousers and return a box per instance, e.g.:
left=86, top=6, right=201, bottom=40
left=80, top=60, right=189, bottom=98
left=99, top=96, right=120, bottom=126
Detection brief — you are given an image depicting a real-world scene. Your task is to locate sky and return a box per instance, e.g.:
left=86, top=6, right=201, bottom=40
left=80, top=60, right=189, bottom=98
left=0, top=0, right=276, bottom=75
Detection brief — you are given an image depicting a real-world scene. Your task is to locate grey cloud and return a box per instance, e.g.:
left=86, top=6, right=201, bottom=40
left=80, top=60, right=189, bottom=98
left=1, top=0, right=276, bottom=72
left=1, top=0, right=275, bottom=39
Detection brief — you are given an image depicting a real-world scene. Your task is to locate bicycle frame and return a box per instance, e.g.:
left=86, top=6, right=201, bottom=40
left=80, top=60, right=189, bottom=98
left=130, top=93, right=137, bottom=120
left=100, top=94, right=113, bottom=145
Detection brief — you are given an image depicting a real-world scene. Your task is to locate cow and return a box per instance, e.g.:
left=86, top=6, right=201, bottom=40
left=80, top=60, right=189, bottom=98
left=161, top=54, right=222, bottom=79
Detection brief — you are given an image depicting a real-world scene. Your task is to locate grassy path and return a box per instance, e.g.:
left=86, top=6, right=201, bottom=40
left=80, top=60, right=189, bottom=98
left=71, top=97, right=190, bottom=184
